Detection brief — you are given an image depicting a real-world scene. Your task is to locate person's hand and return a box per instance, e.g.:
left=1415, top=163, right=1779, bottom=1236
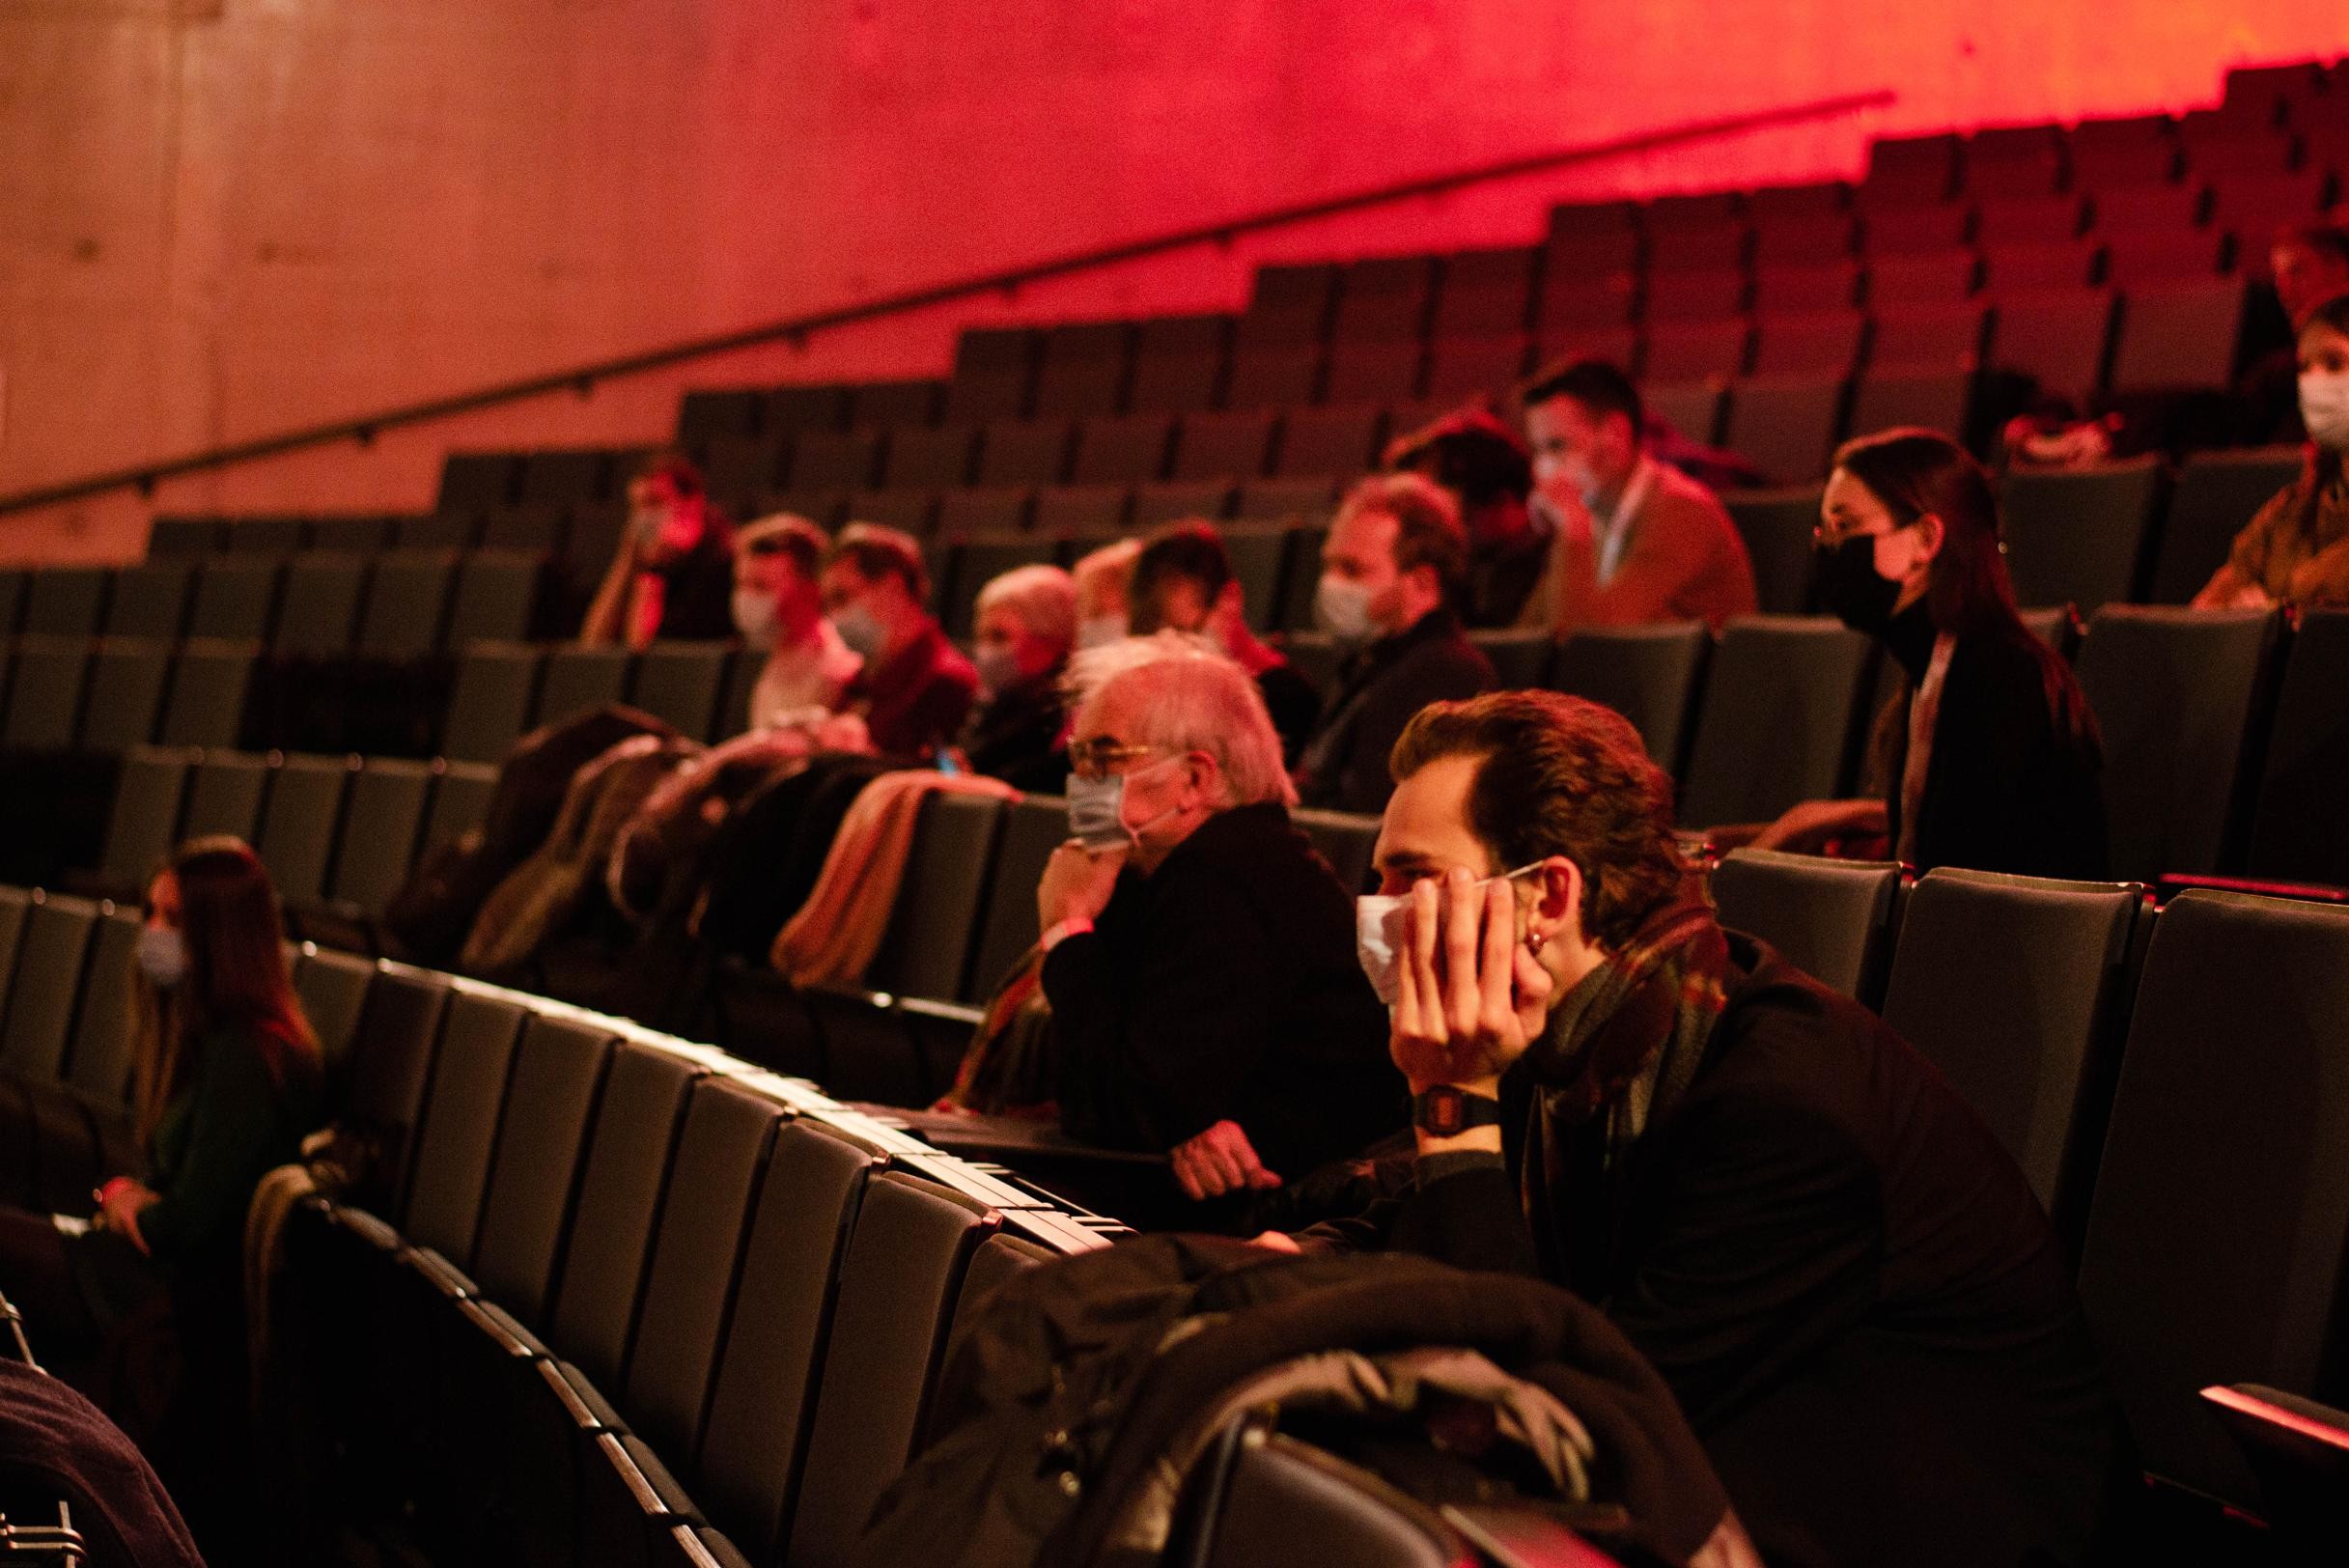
left=1391, top=867, right=1552, bottom=1095
left=96, top=1178, right=154, bottom=1254
left=1531, top=486, right=1595, bottom=546
left=2223, top=582, right=2275, bottom=611
left=810, top=712, right=871, bottom=754
left=1247, top=1230, right=1302, bottom=1254
left=1748, top=798, right=1858, bottom=854
left=1037, top=840, right=1126, bottom=934
left=1170, top=1119, right=1281, bottom=1201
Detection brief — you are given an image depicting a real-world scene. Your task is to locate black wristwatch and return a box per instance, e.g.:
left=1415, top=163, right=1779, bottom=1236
left=1412, top=1085, right=1502, bottom=1136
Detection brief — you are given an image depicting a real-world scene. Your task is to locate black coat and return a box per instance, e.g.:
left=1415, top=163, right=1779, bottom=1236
left=1886, top=621, right=2109, bottom=880
left=1295, top=608, right=1496, bottom=814
left=1383, top=938, right=2131, bottom=1568
left=1044, top=802, right=1402, bottom=1183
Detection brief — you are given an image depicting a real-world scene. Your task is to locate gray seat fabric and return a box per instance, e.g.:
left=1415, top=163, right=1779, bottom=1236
left=546, top=1040, right=703, bottom=1389
left=256, top=754, right=353, bottom=904
left=1709, top=849, right=1903, bottom=1006
left=620, top=1078, right=782, bottom=1461
left=534, top=645, right=633, bottom=730
left=1999, top=457, right=2168, bottom=614
left=437, top=453, right=521, bottom=514
left=186, top=557, right=284, bottom=642
left=2244, top=607, right=2349, bottom=887
left=1549, top=621, right=1711, bottom=776
left=966, top=796, right=1068, bottom=1004
left=1, top=637, right=92, bottom=752
left=1202, top=1434, right=1471, bottom=1568
left=446, top=551, right=545, bottom=649
left=464, top=1015, right=618, bottom=1319
left=99, top=746, right=194, bottom=885
left=1679, top=616, right=1877, bottom=829
left=1879, top=868, right=2141, bottom=1238
left=78, top=640, right=172, bottom=753
left=0, top=896, right=100, bottom=1086
left=355, top=550, right=459, bottom=659
left=330, top=759, right=433, bottom=912
left=2076, top=891, right=2349, bottom=1509
left=330, top=966, right=451, bottom=1214
left=1468, top=630, right=1554, bottom=691
left=2073, top=605, right=2279, bottom=882
left=945, top=1231, right=1053, bottom=1349
left=1293, top=809, right=1381, bottom=898
left=273, top=552, right=370, bottom=657
left=63, top=908, right=142, bottom=1108
left=630, top=643, right=733, bottom=744
left=2145, top=446, right=2304, bottom=607
left=102, top=562, right=194, bottom=640
left=442, top=644, right=544, bottom=765
left=157, top=638, right=258, bottom=748
left=786, top=1170, right=998, bottom=1568
left=396, top=989, right=530, bottom=1250
left=695, top=1121, right=886, bottom=1556
left=292, top=946, right=378, bottom=1085
left=19, top=570, right=110, bottom=640
left=421, top=762, right=498, bottom=860
left=180, top=751, right=272, bottom=844
left=869, top=793, right=1008, bottom=1002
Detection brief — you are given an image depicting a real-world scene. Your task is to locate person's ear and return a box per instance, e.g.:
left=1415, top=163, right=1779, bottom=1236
left=1912, top=512, right=1946, bottom=566
left=1181, top=749, right=1219, bottom=807
left=1524, top=855, right=1584, bottom=948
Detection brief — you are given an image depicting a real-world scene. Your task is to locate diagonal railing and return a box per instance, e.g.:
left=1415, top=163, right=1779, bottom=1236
left=0, top=88, right=1892, bottom=518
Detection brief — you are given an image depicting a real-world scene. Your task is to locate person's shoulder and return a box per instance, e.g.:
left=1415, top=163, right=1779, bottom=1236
left=1387, top=617, right=1496, bottom=688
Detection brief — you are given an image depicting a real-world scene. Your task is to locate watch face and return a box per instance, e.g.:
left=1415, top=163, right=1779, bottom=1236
left=1418, top=1088, right=1464, bottom=1134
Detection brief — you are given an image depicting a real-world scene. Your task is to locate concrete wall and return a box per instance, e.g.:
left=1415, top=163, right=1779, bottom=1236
left=3, top=0, right=2345, bottom=560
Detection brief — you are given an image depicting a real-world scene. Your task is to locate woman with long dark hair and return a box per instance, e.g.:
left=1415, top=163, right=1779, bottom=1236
left=2195, top=293, right=2349, bottom=610
left=1749, top=428, right=2109, bottom=878
left=0, top=838, right=322, bottom=1357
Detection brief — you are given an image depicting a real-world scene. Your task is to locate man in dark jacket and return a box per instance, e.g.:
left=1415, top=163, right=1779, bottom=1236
left=1294, top=474, right=1496, bottom=814
left=1037, top=635, right=1400, bottom=1214
left=1296, top=689, right=2129, bottom=1568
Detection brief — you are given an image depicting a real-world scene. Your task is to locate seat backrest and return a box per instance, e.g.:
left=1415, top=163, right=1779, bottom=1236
left=868, top=793, right=1008, bottom=1001
left=546, top=1038, right=702, bottom=1386
left=63, top=908, right=142, bottom=1106
left=945, top=1231, right=1053, bottom=1349
left=397, top=989, right=529, bottom=1243
left=464, top=1014, right=616, bottom=1317
left=2072, top=605, right=2279, bottom=882
left=77, top=639, right=173, bottom=753
left=255, top=754, right=352, bottom=905
left=965, top=795, right=1068, bottom=1004
left=1549, top=622, right=1712, bottom=776
left=271, top=552, right=369, bottom=656
left=100, top=746, right=194, bottom=884
left=330, top=966, right=451, bottom=1212
left=179, top=751, right=271, bottom=844
left=445, top=551, right=545, bottom=649
left=1467, top=629, right=1553, bottom=691
left=2076, top=891, right=2349, bottom=1507
left=620, top=1077, right=782, bottom=1462
left=630, top=643, right=733, bottom=743
left=441, top=643, right=544, bottom=764
left=329, top=759, right=433, bottom=911
left=420, top=762, right=498, bottom=859
left=292, top=946, right=378, bottom=1089
left=786, top=1170, right=998, bottom=1568
left=1291, top=809, right=1381, bottom=897
left=354, top=550, right=458, bottom=659
left=0, top=896, right=101, bottom=1084
left=1200, top=1434, right=1475, bottom=1568
left=695, top=1121, right=886, bottom=1556
left=1999, top=458, right=2168, bottom=614
left=0, top=890, right=27, bottom=1011
left=185, top=557, right=284, bottom=642
left=2245, top=607, right=2349, bottom=887
left=4, top=636, right=92, bottom=753
left=2146, top=447, right=2305, bottom=607
left=20, top=569, right=110, bottom=639
left=1709, top=849, right=1902, bottom=1006
left=1880, top=868, right=2141, bottom=1236
left=157, top=638, right=257, bottom=749
left=533, top=644, right=633, bottom=728
left=1679, top=617, right=1878, bottom=828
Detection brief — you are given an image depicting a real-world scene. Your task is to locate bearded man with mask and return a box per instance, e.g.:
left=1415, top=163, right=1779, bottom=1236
left=1743, top=428, right=2107, bottom=879
left=1293, top=474, right=1496, bottom=815
left=1129, top=520, right=1323, bottom=761
left=1520, top=359, right=1755, bottom=634
left=1035, top=634, right=1401, bottom=1215
left=817, top=522, right=977, bottom=760
left=581, top=451, right=738, bottom=647
left=1280, top=688, right=2129, bottom=1568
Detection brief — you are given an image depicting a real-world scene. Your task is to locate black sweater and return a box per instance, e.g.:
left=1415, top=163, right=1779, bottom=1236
left=1295, top=608, right=1496, bottom=815
left=1383, top=938, right=2129, bottom=1568
left=1044, top=802, right=1404, bottom=1182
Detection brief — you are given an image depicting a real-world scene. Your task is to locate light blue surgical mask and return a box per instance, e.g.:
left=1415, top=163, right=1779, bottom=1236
left=831, top=601, right=887, bottom=660
left=1315, top=574, right=1377, bottom=645
left=1355, top=863, right=1546, bottom=1005
left=138, top=926, right=188, bottom=990
left=1065, top=756, right=1181, bottom=852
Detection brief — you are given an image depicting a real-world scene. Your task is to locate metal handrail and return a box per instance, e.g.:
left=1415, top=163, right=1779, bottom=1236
left=0, top=88, right=1892, bottom=519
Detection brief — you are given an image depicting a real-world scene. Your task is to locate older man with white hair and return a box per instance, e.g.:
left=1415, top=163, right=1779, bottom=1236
left=955, top=563, right=1077, bottom=790
left=1035, top=633, right=1401, bottom=1215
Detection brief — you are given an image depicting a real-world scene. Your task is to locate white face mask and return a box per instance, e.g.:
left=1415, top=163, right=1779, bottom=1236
left=973, top=643, right=1023, bottom=698
left=1355, top=863, right=1545, bottom=1006
left=732, top=588, right=780, bottom=645
left=1315, top=574, right=1378, bottom=644
left=2300, top=372, right=2349, bottom=452
left=1065, top=755, right=1182, bottom=853
left=1076, top=614, right=1128, bottom=651
left=831, top=601, right=887, bottom=660
left=138, top=926, right=188, bottom=990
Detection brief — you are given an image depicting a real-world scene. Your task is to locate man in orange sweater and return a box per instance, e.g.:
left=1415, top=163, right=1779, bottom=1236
left=1521, top=358, right=1757, bottom=633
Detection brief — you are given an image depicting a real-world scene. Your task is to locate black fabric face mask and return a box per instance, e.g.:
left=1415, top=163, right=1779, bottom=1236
left=1811, top=534, right=1905, bottom=634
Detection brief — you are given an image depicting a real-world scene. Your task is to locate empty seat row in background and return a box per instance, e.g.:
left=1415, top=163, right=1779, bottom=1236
left=1692, top=848, right=2349, bottom=1529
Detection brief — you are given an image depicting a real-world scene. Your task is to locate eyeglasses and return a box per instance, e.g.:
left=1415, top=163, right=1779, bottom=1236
left=1067, top=738, right=1168, bottom=780
left=1813, top=517, right=1914, bottom=548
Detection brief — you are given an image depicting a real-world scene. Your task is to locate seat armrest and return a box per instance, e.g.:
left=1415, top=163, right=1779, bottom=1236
left=457, top=1296, right=550, bottom=1361
left=540, top=1358, right=627, bottom=1434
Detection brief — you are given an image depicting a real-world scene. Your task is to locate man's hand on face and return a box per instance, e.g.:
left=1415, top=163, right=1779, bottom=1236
left=1037, top=840, right=1128, bottom=935
left=1389, top=866, right=1554, bottom=1096
left=1170, top=1118, right=1282, bottom=1201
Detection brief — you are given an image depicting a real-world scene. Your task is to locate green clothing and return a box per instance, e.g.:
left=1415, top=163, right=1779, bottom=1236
left=70, top=1024, right=321, bottom=1325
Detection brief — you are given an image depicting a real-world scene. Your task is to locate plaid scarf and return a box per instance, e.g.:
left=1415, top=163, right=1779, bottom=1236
left=1518, top=896, right=1736, bottom=1287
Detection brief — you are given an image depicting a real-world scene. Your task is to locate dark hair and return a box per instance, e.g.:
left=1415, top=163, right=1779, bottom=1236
left=1384, top=408, right=1534, bottom=509
left=1832, top=427, right=2100, bottom=754
left=1391, top=691, right=1684, bottom=950
left=1520, top=358, right=1645, bottom=449
left=825, top=521, right=930, bottom=603
left=1131, top=521, right=1233, bottom=619
left=134, top=837, right=319, bottom=1143
left=632, top=447, right=705, bottom=500
left=737, top=514, right=827, bottom=580
left=1336, top=473, right=1468, bottom=602
left=2274, top=222, right=2349, bottom=270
